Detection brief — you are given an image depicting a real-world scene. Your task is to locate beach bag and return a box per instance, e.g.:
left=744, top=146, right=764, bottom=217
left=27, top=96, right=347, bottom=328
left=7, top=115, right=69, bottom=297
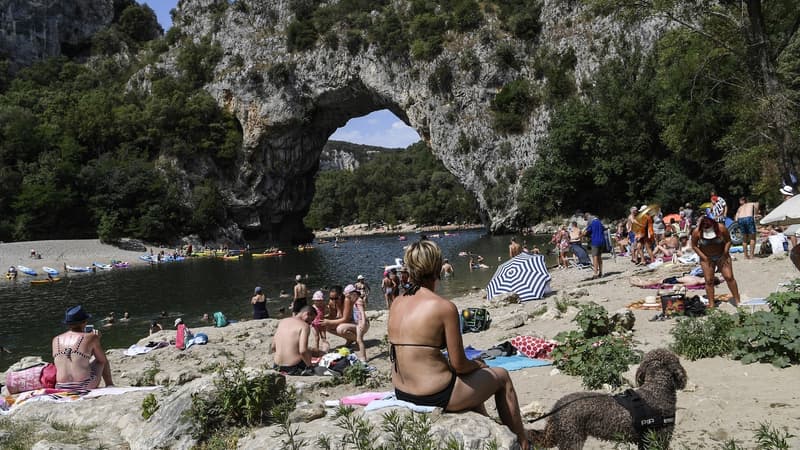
left=5, top=362, right=56, bottom=394
left=460, top=308, right=491, bottom=333
left=176, top=324, right=192, bottom=350
left=213, top=311, right=228, bottom=327
left=684, top=296, right=706, bottom=317
left=660, top=293, right=685, bottom=314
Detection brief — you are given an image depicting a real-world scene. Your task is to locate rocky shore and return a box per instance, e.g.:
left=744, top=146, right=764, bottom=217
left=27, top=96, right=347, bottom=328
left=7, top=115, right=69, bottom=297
left=2, top=252, right=799, bottom=449
left=312, top=223, right=485, bottom=239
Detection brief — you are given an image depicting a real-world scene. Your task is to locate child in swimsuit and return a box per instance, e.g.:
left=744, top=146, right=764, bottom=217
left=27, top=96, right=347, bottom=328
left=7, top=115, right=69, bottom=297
left=311, top=290, right=327, bottom=351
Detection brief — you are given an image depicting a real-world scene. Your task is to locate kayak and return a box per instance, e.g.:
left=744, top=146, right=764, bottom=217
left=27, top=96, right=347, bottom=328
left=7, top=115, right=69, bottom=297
left=42, top=266, right=59, bottom=276
left=112, top=261, right=130, bottom=268
left=17, top=265, right=37, bottom=276
left=66, top=265, right=92, bottom=273
left=222, top=255, right=241, bottom=261
left=31, top=277, right=62, bottom=284
left=93, top=262, right=113, bottom=270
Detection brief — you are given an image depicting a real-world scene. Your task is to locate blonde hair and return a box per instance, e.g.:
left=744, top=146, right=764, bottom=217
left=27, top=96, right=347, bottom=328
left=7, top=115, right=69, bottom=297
left=403, top=240, right=443, bottom=285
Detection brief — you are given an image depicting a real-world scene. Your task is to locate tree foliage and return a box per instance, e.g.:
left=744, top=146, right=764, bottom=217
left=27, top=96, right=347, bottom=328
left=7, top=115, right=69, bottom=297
left=305, top=142, right=480, bottom=230
left=0, top=14, right=240, bottom=242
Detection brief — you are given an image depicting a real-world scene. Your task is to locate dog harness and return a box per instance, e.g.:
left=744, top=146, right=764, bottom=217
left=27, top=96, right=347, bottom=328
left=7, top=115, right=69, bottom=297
left=613, top=389, right=675, bottom=447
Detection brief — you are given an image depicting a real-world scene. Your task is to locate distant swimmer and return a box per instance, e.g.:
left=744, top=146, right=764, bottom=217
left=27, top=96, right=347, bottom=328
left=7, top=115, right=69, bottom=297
left=440, top=258, right=455, bottom=278
left=509, top=237, right=522, bottom=258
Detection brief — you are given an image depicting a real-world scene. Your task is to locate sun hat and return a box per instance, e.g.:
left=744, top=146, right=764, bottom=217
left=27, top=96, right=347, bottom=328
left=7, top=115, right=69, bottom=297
left=174, top=318, right=183, bottom=326
left=343, top=284, right=359, bottom=296
left=644, top=295, right=658, bottom=305
left=780, top=186, right=794, bottom=196
left=312, top=290, right=324, bottom=301
left=254, top=286, right=262, bottom=294
left=63, top=305, right=91, bottom=324
left=295, top=274, right=302, bottom=281
left=357, top=274, right=365, bottom=280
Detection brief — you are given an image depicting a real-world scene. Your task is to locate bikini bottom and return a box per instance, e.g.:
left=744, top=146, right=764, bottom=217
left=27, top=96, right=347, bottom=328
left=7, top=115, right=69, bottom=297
left=395, top=371, right=457, bottom=409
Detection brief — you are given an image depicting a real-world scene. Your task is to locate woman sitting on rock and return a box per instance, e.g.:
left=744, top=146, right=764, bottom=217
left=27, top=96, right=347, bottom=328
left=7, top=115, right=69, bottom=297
left=52, top=305, right=114, bottom=390
left=388, top=240, right=531, bottom=449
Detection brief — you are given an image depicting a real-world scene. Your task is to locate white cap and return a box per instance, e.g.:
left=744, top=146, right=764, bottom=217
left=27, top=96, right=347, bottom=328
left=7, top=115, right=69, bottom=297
left=295, top=274, right=302, bottom=281
left=312, top=290, right=324, bottom=301
left=357, top=274, right=365, bottom=280
left=343, top=284, right=359, bottom=296
left=174, top=318, right=183, bottom=326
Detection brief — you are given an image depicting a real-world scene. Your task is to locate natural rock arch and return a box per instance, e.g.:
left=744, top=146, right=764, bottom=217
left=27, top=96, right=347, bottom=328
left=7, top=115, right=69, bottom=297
left=159, top=0, right=659, bottom=243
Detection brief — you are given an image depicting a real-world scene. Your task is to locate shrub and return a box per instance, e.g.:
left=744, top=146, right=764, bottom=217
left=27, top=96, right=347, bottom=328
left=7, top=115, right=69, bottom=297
left=495, top=42, right=520, bottom=71
left=141, top=393, right=159, bottom=420
left=670, top=309, right=737, bottom=360
left=552, top=330, right=640, bottom=389
left=730, top=291, right=800, bottom=367
left=427, top=63, right=453, bottom=96
left=286, top=19, right=318, bottom=52
left=267, top=62, right=296, bottom=85
left=345, top=30, right=364, bottom=56
left=187, top=361, right=295, bottom=442
left=452, top=0, right=483, bottom=32
left=574, top=302, right=611, bottom=338
left=491, top=79, right=536, bottom=133
left=552, top=303, right=640, bottom=389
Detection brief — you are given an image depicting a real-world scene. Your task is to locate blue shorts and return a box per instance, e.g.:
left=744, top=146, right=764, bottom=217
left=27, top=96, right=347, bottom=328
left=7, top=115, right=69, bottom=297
left=738, top=216, right=756, bottom=235
left=628, top=231, right=636, bottom=244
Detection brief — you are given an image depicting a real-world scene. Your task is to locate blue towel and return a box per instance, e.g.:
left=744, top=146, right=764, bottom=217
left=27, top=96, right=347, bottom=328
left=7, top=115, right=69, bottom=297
left=485, top=355, right=552, bottom=371
left=463, top=345, right=484, bottom=360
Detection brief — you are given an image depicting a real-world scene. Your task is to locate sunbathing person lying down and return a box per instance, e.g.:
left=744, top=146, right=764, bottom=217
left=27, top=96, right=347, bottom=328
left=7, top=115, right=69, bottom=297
left=629, top=274, right=721, bottom=288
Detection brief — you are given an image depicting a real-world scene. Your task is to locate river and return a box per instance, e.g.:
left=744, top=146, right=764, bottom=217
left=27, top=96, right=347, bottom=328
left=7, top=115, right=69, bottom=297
left=0, top=230, right=555, bottom=371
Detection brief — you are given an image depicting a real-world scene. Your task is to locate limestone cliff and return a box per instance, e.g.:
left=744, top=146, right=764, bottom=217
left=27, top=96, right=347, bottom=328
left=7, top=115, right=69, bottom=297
left=149, top=0, right=663, bottom=241
left=0, top=0, right=115, bottom=66
left=320, top=140, right=404, bottom=172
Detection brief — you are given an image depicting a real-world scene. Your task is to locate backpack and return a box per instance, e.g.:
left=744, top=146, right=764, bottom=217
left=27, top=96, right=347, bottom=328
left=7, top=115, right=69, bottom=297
left=213, top=311, right=228, bottom=327
left=460, top=308, right=491, bottom=333
left=684, top=296, right=707, bottom=317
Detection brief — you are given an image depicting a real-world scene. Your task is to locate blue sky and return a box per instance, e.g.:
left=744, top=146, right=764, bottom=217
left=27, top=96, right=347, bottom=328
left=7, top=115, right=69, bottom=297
left=142, top=1, right=420, bottom=149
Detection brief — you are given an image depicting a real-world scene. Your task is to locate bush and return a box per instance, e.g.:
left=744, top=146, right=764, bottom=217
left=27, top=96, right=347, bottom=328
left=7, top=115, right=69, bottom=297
left=187, top=361, right=295, bottom=442
left=491, top=79, right=536, bottom=133
left=552, top=303, right=640, bottom=389
left=670, top=309, right=737, bottom=360
left=427, top=63, right=453, bottom=96
left=495, top=43, right=520, bottom=71
left=730, top=291, right=800, bottom=367
left=286, top=19, right=318, bottom=52
left=452, top=0, right=483, bottom=32
left=141, top=393, right=159, bottom=420
left=552, top=330, right=640, bottom=389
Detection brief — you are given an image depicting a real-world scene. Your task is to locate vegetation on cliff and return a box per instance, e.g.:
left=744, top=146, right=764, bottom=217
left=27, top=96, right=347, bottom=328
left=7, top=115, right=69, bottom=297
left=0, top=1, right=241, bottom=243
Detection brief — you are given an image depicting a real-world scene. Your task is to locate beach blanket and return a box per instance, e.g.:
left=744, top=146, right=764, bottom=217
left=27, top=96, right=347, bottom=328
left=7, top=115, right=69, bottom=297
left=83, top=386, right=161, bottom=398
left=485, top=355, right=551, bottom=371
left=509, top=336, right=557, bottom=359
left=463, top=345, right=484, bottom=360
left=341, top=391, right=393, bottom=406
left=1, top=385, right=162, bottom=415
left=636, top=283, right=706, bottom=291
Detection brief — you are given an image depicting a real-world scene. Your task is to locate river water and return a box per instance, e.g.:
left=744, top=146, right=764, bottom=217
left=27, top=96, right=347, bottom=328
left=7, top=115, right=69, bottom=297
left=0, top=230, right=554, bottom=371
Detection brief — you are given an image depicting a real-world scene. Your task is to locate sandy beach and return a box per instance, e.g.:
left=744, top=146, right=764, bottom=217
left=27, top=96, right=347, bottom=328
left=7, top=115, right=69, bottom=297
left=0, top=239, right=152, bottom=277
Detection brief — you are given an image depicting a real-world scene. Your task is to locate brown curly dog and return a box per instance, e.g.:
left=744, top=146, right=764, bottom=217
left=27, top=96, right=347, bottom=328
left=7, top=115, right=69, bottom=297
left=529, top=348, right=687, bottom=450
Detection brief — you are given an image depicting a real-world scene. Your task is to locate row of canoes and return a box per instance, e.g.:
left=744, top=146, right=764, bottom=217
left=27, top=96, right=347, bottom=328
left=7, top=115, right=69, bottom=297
left=6, top=261, right=130, bottom=285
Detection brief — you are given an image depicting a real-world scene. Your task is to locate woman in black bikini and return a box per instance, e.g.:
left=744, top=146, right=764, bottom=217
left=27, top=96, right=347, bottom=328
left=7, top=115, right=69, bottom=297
left=52, top=305, right=113, bottom=390
left=691, top=217, right=740, bottom=308
left=388, top=240, right=530, bottom=449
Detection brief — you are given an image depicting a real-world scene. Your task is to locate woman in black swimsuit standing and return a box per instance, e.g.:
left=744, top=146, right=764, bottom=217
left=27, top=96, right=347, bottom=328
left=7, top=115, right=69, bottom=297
left=691, top=217, right=740, bottom=308
left=387, top=240, right=530, bottom=449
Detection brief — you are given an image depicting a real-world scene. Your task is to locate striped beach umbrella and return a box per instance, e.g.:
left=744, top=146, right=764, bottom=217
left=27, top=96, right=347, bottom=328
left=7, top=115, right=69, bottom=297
left=486, top=252, right=552, bottom=302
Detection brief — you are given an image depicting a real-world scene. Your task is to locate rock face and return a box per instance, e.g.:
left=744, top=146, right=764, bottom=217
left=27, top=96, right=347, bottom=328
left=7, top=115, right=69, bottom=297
left=0, top=0, right=115, bottom=67
left=146, top=0, right=662, bottom=241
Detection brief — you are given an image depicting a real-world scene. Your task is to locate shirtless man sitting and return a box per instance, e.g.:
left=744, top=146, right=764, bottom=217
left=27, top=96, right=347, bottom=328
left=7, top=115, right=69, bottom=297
left=52, top=305, right=113, bottom=389
left=271, top=305, right=316, bottom=375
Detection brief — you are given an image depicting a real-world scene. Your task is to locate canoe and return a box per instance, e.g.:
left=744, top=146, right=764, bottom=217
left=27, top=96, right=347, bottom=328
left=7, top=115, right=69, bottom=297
left=66, top=265, right=92, bottom=273
left=253, top=251, right=286, bottom=258
left=17, top=265, right=37, bottom=276
left=42, top=266, right=59, bottom=276
left=112, top=262, right=129, bottom=268
left=93, top=262, right=113, bottom=270
left=31, top=277, right=62, bottom=284
left=222, top=255, right=241, bottom=261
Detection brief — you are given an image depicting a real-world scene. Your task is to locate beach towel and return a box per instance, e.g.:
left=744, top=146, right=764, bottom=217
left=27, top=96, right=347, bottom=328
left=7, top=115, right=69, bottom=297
left=463, top=345, right=485, bottom=360
left=509, top=336, right=557, bottom=359
left=124, top=345, right=155, bottom=356
left=83, top=386, right=161, bottom=398
left=341, top=391, right=393, bottom=406
left=364, top=395, right=437, bottom=413
left=485, top=355, right=552, bottom=371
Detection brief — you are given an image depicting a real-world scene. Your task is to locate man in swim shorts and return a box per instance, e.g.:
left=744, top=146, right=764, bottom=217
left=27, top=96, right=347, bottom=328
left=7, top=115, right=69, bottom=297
left=734, top=196, right=759, bottom=259
left=271, top=306, right=316, bottom=375
left=292, top=274, right=308, bottom=314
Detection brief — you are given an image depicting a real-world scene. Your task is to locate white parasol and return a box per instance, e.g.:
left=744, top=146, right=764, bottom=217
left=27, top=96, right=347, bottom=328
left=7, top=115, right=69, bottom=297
left=760, top=195, right=800, bottom=226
